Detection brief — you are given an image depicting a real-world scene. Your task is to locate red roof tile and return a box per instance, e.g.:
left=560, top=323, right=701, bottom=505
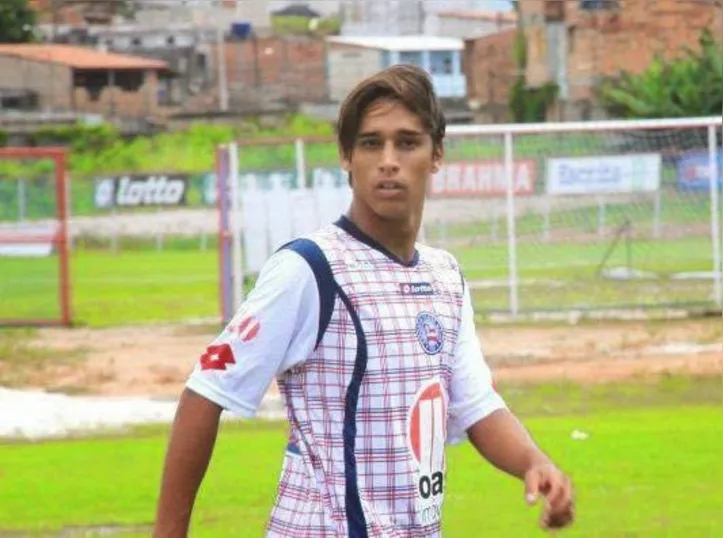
left=0, top=44, right=169, bottom=70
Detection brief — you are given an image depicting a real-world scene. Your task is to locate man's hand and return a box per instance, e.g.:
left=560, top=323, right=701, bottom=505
left=524, top=462, right=575, bottom=531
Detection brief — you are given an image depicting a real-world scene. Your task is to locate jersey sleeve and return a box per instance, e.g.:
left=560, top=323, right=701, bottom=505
left=447, top=280, right=507, bottom=444
left=185, top=248, right=320, bottom=417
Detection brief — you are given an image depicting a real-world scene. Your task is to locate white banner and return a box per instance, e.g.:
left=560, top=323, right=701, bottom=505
left=546, top=153, right=662, bottom=195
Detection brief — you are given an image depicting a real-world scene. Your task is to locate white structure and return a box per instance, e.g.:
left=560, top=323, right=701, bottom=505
left=340, top=0, right=513, bottom=36
left=325, top=35, right=466, bottom=101
left=133, top=0, right=271, bottom=32
left=426, top=9, right=517, bottom=39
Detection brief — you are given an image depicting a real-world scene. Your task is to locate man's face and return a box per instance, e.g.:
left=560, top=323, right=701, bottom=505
left=342, top=99, right=442, bottom=223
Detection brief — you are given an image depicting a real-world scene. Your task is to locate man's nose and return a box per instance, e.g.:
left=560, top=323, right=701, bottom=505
left=379, top=141, right=400, bottom=174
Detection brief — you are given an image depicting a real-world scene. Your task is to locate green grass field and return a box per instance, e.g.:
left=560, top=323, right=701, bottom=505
left=1, top=376, right=721, bottom=537
left=0, top=231, right=716, bottom=326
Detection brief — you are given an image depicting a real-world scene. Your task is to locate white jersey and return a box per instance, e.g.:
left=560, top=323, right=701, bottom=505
left=187, top=216, right=506, bottom=537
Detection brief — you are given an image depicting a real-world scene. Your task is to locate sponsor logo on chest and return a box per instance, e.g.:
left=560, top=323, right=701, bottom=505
left=407, top=378, right=447, bottom=525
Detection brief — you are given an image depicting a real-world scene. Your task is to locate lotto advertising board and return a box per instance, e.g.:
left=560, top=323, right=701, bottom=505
left=94, top=174, right=189, bottom=208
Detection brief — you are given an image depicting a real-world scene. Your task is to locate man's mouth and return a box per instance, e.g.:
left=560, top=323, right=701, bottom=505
left=377, top=181, right=404, bottom=191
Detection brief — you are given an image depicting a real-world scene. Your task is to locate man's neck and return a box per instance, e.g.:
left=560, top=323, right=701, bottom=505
left=347, top=203, right=420, bottom=264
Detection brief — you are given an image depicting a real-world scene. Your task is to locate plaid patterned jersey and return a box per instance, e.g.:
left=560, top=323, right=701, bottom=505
left=186, top=216, right=506, bottom=538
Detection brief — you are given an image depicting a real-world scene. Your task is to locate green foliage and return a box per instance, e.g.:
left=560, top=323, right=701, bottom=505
left=0, top=114, right=335, bottom=180
left=507, top=2, right=558, bottom=123
left=599, top=28, right=723, bottom=119
left=510, top=78, right=559, bottom=123
left=0, top=130, right=8, bottom=147
left=29, top=124, right=121, bottom=154
left=0, top=0, right=36, bottom=43
left=271, top=15, right=341, bottom=36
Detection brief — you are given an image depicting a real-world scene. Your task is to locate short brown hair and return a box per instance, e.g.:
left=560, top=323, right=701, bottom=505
left=336, top=64, right=446, bottom=159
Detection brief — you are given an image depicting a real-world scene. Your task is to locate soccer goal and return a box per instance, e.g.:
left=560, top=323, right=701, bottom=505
left=215, top=138, right=351, bottom=323
left=0, top=147, right=72, bottom=326
left=215, top=116, right=722, bottom=320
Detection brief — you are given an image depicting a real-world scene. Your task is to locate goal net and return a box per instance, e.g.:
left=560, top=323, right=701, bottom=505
left=215, top=116, right=722, bottom=321
left=0, top=148, right=71, bottom=326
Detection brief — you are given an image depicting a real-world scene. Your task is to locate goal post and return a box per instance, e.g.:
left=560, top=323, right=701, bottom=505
left=0, top=147, right=72, bottom=326
left=215, top=116, right=722, bottom=320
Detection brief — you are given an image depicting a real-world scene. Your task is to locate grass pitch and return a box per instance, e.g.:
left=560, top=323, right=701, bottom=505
left=1, top=376, right=721, bottom=537
left=0, top=232, right=715, bottom=327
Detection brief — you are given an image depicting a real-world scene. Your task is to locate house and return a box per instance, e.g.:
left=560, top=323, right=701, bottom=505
left=428, top=9, right=517, bottom=39
left=30, top=0, right=127, bottom=26
left=463, top=28, right=518, bottom=123
left=132, top=0, right=272, bottom=35
left=339, top=0, right=513, bottom=36
left=519, top=0, right=723, bottom=120
left=325, top=35, right=467, bottom=103
left=218, top=35, right=328, bottom=110
left=0, top=44, right=173, bottom=121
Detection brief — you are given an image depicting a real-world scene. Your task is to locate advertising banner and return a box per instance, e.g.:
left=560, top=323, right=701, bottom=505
left=675, top=149, right=723, bottom=192
left=428, top=160, right=537, bottom=198
left=94, top=174, right=189, bottom=208
left=546, top=153, right=661, bottom=195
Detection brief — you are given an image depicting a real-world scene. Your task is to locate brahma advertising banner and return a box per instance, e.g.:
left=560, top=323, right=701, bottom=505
left=427, top=160, right=537, bottom=198
left=675, top=149, right=723, bottom=192
left=545, top=153, right=662, bottom=195
left=94, top=174, right=189, bottom=208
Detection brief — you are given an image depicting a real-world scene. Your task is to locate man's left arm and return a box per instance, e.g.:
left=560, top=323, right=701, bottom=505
left=448, top=281, right=575, bottom=531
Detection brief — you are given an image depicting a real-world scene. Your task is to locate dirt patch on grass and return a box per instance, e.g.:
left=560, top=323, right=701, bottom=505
left=1, top=317, right=720, bottom=398
left=0, top=330, right=89, bottom=389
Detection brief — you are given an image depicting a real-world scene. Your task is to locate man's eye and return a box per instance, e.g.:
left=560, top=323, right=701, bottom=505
left=399, top=139, right=419, bottom=149
left=359, top=139, right=380, bottom=148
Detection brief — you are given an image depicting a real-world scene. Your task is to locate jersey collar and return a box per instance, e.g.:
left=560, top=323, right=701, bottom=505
left=334, top=215, right=420, bottom=268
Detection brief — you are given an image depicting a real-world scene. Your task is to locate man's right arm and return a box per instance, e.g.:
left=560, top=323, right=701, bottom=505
left=153, top=388, right=223, bottom=538
left=152, top=248, right=321, bottom=536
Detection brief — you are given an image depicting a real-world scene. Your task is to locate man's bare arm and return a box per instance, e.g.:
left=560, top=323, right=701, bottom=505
left=467, top=408, right=574, bottom=530
left=153, top=388, right=223, bottom=538
left=467, top=408, right=550, bottom=480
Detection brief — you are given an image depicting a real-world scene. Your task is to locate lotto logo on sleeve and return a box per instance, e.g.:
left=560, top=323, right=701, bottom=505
left=200, top=343, right=236, bottom=371
left=407, top=379, right=447, bottom=525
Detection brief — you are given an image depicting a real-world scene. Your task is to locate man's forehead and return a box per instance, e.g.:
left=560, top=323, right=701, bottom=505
left=359, top=99, right=425, bottom=134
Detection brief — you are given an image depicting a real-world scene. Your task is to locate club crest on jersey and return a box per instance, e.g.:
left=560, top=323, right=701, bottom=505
left=415, top=312, right=444, bottom=355
left=407, top=378, right=447, bottom=525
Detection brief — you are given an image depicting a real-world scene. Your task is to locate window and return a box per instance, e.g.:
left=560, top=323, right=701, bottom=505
left=398, top=51, right=422, bottom=67
left=580, top=0, right=620, bottom=10
left=429, top=51, right=454, bottom=74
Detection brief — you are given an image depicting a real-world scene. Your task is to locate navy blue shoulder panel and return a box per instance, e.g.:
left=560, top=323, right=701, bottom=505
left=279, top=238, right=337, bottom=349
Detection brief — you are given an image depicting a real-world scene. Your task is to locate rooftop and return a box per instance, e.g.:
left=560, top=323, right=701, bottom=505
left=325, top=35, right=464, bottom=52
left=436, top=10, right=518, bottom=23
left=0, top=44, right=169, bottom=70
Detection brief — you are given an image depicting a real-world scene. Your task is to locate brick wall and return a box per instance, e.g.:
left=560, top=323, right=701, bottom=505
left=0, top=56, right=73, bottom=109
left=71, top=70, right=161, bottom=118
left=463, top=29, right=518, bottom=122
left=220, top=36, right=328, bottom=106
left=0, top=55, right=164, bottom=119
left=521, top=0, right=723, bottom=102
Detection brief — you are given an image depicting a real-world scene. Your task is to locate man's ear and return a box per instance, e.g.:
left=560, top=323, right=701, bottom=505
left=432, top=144, right=444, bottom=174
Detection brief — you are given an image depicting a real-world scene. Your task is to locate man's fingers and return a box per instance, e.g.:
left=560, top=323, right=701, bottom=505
left=541, top=476, right=575, bottom=530
left=546, top=474, right=570, bottom=511
left=524, top=468, right=541, bottom=505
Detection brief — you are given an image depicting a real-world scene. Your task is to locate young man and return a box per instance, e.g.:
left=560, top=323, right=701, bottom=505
left=153, top=65, right=575, bottom=537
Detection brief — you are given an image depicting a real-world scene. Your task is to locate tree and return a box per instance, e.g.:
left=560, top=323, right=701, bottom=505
left=598, top=29, right=723, bottom=118
left=0, top=0, right=36, bottom=44
left=507, top=0, right=559, bottom=122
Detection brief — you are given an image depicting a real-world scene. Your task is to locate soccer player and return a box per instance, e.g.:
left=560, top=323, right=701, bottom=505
left=153, top=65, right=575, bottom=537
